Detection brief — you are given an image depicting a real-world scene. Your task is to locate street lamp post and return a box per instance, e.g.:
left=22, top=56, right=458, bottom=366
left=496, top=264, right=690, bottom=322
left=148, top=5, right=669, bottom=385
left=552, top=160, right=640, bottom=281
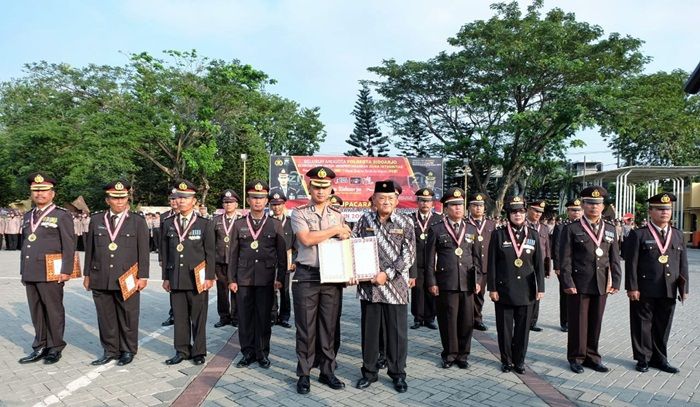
left=241, top=153, right=248, bottom=210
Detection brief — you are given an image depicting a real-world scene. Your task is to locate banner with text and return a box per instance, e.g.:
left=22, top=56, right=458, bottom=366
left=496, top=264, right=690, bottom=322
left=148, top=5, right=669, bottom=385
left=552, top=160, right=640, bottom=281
left=269, top=156, right=443, bottom=221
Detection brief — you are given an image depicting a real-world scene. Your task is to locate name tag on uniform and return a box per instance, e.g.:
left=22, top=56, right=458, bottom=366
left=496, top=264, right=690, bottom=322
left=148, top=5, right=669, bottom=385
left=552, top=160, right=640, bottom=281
left=522, top=244, right=535, bottom=250
left=98, top=225, right=107, bottom=230
left=644, top=240, right=656, bottom=244
left=365, top=227, right=375, bottom=232
left=389, top=228, right=404, bottom=235
left=189, top=235, right=201, bottom=240
left=502, top=241, right=512, bottom=247
left=605, top=236, right=613, bottom=243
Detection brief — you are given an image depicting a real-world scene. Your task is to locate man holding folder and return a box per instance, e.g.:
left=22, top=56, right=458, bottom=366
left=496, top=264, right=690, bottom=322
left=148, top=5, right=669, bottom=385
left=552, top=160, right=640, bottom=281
left=18, top=172, right=76, bottom=365
left=83, top=180, right=150, bottom=366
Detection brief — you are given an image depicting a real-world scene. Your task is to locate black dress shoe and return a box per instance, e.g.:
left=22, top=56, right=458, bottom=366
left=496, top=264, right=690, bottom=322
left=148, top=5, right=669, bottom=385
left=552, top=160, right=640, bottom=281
left=319, top=374, right=345, bottom=390
left=455, top=360, right=469, bottom=369
left=214, top=320, right=231, bottom=328
left=258, top=357, right=271, bottom=369
left=297, top=376, right=310, bottom=394
left=44, top=352, right=61, bottom=364
left=514, top=364, right=526, bottom=374
left=424, top=321, right=438, bottom=330
left=18, top=348, right=47, bottom=364
left=635, top=361, right=649, bottom=373
left=376, top=357, right=387, bottom=369
left=530, top=325, right=543, bottom=332
left=501, top=363, right=513, bottom=373
left=474, top=322, right=488, bottom=331
left=560, top=324, right=568, bottom=332
left=356, top=377, right=377, bottom=389
left=117, top=352, right=134, bottom=366
left=570, top=362, right=584, bottom=374
left=393, top=377, right=408, bottom=393
left=166, top=353, right=187, bottom=365
left=236, top=357, right=254, bottom=368
left=410, top=321, right=422, bottom=329
left=278, top=321, right=292, bottom=328
left=650, top=361, right=679, bottom=374
left=192, top=356, right=205, bottom=365
left=442, top=359, right=453, bottom=369
left=91, top=354, right=117, bottom=366
left=582, top=360, right=609, bottom=372
left=231, top=321, right=238, bottom=327
left=161, top=317, right=174, bottom=326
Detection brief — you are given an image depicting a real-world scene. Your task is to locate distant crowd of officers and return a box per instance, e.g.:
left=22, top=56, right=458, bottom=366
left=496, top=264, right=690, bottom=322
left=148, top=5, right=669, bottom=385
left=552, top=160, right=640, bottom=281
left=14, top=166, right=688, bottom=394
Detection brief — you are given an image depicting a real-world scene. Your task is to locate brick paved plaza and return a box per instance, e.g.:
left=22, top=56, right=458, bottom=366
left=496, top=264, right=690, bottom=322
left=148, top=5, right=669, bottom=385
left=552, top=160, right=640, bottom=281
left=0, top=249, right=698, bottom=406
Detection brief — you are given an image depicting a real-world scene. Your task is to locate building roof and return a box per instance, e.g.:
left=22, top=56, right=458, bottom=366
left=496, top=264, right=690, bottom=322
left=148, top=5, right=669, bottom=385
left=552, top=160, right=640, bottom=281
left=572, top=166, right=700, bottom=184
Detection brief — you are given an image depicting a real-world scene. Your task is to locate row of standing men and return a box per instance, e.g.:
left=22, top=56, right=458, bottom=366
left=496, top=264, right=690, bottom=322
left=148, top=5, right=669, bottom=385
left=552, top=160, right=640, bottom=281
left=15, top=167, right=688, bottom=394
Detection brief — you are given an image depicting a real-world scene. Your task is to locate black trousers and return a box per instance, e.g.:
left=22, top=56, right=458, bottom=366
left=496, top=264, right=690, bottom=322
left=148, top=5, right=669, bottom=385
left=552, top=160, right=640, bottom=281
left=411, top=279, right=436, bottom=323
left=292, top=281, right=342, bottom=377
left=215, top=263, right=237, bottom=323
left=272, top=270, right=291, bottom=322
left=360, top=300, right=407, bottom=380
left=567, top=293, right=607, bottom=364
left=436, top=290, right=474, bottom=362
left=171, top=289, right=208, bottom=358
left=7, top=234, right=19, bottom=250
left=630, top=297, right=676, bottom=364
left=530, top=299, right=540, bottom=327
left=92, top=289, right=140, bottom=355
left=25, top=282, right=66, bottom=352
left=495, top=302, right=533, bottom=365
left=237, top=285, right=274, bottom=360
left=558, top=275, right=568, bottom=326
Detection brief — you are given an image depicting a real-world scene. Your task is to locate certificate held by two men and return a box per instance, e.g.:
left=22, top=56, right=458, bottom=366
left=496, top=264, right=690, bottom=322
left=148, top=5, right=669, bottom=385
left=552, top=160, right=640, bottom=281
left=318, top=237, right=380, bottom=283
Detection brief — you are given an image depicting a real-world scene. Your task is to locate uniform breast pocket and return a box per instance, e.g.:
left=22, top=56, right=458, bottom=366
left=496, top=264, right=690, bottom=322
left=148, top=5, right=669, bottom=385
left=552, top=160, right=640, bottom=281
left=574, top=233, right=588, bottom=245
left=438, top=234, right=452, bottom=248
left=96, top=232, right=107, bottom=246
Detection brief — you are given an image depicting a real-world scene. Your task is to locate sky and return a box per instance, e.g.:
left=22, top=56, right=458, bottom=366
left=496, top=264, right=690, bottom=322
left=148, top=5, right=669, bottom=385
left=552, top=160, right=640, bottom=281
left=2, top=0, right=699, bottom=172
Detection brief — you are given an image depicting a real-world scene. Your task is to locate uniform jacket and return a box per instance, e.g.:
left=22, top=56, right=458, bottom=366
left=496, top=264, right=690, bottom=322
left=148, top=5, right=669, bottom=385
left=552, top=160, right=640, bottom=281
left=411, top=211, right=443, bottom=285
left=624, top=225, right=688, bottom=299
left=214, top=213, right=240, bottom=265
left=161, top=214, right=215, bottom=290
left=468, top=216, right=496, bottom=281
left=20, top=206, right=76, bottom=282
left=550, top=220, right=572, bottom=271
left=487, top=224, right=545, bottom=306
left=527, top=220, right=551, bottom=268
left=227, top=215, right=287, bottom=286
left=84, top=211, right=150, bottom=290
left=425, top=219, right=482, bottom=292
left=559, top=219, right=622, bottom=295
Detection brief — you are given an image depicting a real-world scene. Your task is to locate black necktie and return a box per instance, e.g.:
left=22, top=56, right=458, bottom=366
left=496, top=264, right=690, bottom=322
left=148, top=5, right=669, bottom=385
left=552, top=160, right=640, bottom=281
left=110, top=214, right=118, bottom=230
left=660, top=229, right=666, bottom=241
left=33, top=209, right=42, bottom=222
left=453, top=222, right=460, bottom=233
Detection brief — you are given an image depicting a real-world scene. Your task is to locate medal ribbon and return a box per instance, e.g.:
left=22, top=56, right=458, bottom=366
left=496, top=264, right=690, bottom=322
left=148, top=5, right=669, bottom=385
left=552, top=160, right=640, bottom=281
left=30, top=204, right=56, bottom=235
left=246, top=214, right=268, bottom=242
left=417, top=213, right=431, bottom=235
left=506, top=222, right=529, bottom=260
left=104, top=211, right=129, bottom=243
left=580, top=217, right=605, bottom=249
left=443, top=218, right=467, bottom=249
left=223, top=215, right=235, bottom=237
left=468, top=216, right=486, bottom=238
left=648, top=224, right=672, bottom=255
left=174, top=213, right=197, bottom=244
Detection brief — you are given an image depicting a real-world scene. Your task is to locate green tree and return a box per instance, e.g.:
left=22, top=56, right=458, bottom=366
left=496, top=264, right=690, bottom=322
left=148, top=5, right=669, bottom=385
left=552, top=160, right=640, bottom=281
left=345, top=84, right=390, bottom=157
left=395, top=118, right=432, bottom=157
left=369, top=0, right=646, bottom=212
left=597, top=70, right=700, bottom=166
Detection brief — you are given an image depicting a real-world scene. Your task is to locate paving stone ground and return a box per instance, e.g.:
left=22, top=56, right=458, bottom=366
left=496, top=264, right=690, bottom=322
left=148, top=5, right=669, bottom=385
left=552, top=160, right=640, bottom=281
left=0, top=249, right=698, bottom=406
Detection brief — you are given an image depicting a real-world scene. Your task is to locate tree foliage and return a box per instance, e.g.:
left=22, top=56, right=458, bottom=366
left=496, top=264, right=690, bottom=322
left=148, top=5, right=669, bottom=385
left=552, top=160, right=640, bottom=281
left=345, top=84, right=390, bottom=157
left=597, top=70, right=700, bottom=166
left=0, top=50, right=325, bottom=207
left=369, top=0, right=647, bottom=212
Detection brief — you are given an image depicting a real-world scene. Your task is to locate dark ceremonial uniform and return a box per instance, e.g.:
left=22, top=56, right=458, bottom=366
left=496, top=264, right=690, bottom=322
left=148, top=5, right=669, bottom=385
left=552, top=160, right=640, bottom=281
left=228, top=211, right=287, bottom=363
left=19, top=173, right=76, bottom=364
left=488, top=221, right=545, bottom=368
left=85, top=207, right=149, bottom=359
left=161, top=185, right=215, bottom=361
